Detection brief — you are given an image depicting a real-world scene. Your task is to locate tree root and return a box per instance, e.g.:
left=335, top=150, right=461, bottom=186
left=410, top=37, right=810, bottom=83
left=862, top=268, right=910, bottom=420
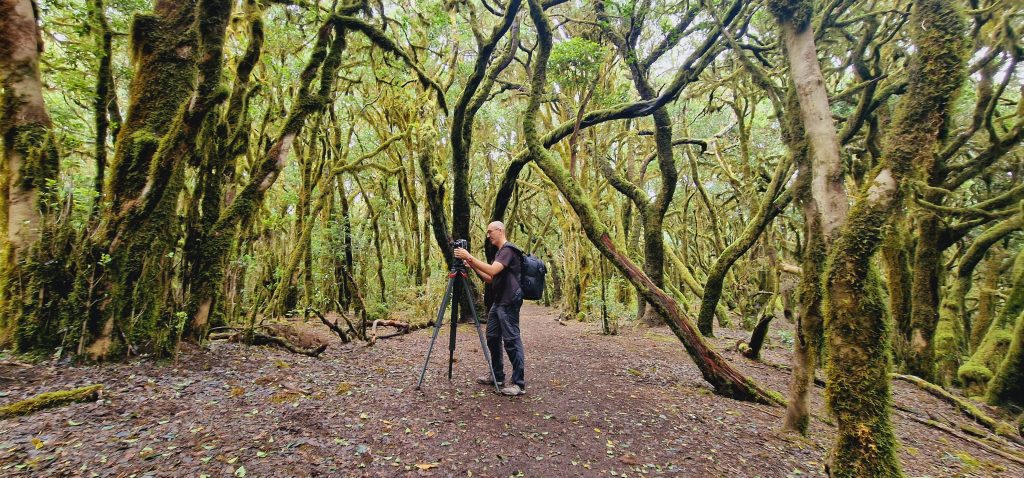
left=0, top=384, right=103, bottom=419
left=892, top=373, right=1023, bottom=446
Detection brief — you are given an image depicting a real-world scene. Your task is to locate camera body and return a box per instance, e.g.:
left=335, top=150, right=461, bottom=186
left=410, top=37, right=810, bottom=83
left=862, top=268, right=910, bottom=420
left=451, top=239, right=469, bottom=271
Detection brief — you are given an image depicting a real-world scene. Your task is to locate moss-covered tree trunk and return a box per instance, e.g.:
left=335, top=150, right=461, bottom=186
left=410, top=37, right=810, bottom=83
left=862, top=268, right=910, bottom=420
left=906, top=213, right=943, bottom=380
left=881, top=220, right=913, bottom=361
left=77, top=0, right=198, bottom=358
left=524, top=0, right=776, bottom=404
left=89, top=0, right=116, bottom=204
left=987, top=307, right=1024, bottom=407
left=335, top=178, right=354, bottom=311
left=0, top=0, right=62, bottom=347
left=594, top=1, right=701, bottom=326
left=821, top=1, right=965, bottom=475
left=80, top=0, right=236, bottom=359
left=960, top=247, right=1024, bottom=396
left=970, top=250, right=1003, bottom=351
left=182, top=2, right=263, bottom=326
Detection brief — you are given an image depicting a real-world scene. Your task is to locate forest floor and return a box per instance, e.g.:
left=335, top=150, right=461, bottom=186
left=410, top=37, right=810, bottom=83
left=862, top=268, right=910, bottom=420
left=1, top=303, right=1022, bottom=477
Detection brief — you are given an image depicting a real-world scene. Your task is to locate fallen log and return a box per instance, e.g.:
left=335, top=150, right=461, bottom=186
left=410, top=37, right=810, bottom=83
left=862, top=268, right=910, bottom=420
left=892, top=373, right=1023, bottom=446
left=306, top=307, right=351, bottom=343
left=0, top=384, right=103, bottom=419
left=252, top=333, right=327, bottom=357
left=368, top=319, right=411, bottom=345
left=898, top=409, right=1024, bottom=466
left=209, top=327, right=327, bottom=357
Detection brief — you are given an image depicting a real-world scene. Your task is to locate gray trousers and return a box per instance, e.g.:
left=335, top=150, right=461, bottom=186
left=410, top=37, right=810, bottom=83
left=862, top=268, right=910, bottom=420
left=486, top=295, right=525, bottom=389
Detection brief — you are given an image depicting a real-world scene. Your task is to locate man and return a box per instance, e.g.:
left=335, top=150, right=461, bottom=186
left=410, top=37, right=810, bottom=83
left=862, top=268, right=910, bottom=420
left=453, top=221, right=526, bottom=396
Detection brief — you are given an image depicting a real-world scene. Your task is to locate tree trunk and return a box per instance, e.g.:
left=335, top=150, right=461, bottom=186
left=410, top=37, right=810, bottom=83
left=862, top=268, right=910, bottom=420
left=960, top=248, right=1024, bottom=396
left=82, top=0, right=236, bottom=359
left=821, top=0, right=965, bottom=474
left=78, top=0, right=199, bottom=358
left=90, top=0, right=115, bottom=205
left=970, top=250, right=1003, bottom=351
left=986, top=308, right=1024, bottom=407
left=0, top=0, right=62, bottom=348
left=881, top=221, right=913, bottom=362
left=768, top=0, right=851, bottom=436
left=906, top=214, right=943, bottom=380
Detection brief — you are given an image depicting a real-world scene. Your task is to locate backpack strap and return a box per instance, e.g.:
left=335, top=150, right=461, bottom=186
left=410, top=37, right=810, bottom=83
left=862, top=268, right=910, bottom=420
left=501, top=242, right=523, bottom=255
left=498, top=242, right=525, bottom=287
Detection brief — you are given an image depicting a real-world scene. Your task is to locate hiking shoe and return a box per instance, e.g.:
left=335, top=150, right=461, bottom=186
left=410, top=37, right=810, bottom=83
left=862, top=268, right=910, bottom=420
left=500, top=384, right=525, bottom=396
left=476, top=375, right=502, bottom=386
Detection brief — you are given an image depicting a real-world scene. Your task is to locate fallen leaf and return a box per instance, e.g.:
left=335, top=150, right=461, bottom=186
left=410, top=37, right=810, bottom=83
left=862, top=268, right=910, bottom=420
left=415, top=463, right=438, bottom=470
left=234, top=465, right=246, bottom=477
left=619, top=454, right=641, bottom=465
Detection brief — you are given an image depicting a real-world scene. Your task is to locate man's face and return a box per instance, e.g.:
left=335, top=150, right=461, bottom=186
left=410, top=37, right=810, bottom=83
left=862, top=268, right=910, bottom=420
left=486, top=225, right=502, bottom=246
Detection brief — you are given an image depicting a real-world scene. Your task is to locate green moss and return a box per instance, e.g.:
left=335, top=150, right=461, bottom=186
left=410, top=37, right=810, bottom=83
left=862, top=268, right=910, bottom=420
left=998, top=251, right=1024, bottom=329
left=767, top=0, right=813, bottom=32
left=933, top=313, right=961, bottom=386
left=953, top=451, right=982, bottom=471
left=0, top=384, right=103, bottom=418
left=986, top=309, right=1024, bottom=406
left=960, top=326, right=1013, bottom=396
left=12, top=124, right=59, bottom=195
left=957, top=363, right=993, bottom=396
left=823, top=266, right=902, bottom=477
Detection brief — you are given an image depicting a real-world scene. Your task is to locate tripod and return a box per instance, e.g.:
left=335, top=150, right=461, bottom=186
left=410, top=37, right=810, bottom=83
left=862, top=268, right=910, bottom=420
left=416, top=263, right=500, bottom=393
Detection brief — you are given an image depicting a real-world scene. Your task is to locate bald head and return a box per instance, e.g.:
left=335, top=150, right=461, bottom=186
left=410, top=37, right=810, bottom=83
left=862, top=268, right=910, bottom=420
left=486, top=221, right=507, bottom=247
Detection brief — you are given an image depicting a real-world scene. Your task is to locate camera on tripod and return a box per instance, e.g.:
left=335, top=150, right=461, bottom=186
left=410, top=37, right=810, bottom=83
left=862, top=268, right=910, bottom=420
left=452, top=239, right=469, bottom=269
left=417, top=237, right=499, bottom=392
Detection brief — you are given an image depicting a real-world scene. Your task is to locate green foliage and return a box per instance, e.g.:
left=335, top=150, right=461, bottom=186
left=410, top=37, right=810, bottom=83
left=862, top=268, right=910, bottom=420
left=366, top=302, right=390, bottom=323
left=581, top=276, right=631, bottom=333
left=549, top=38, right=606, bottom=92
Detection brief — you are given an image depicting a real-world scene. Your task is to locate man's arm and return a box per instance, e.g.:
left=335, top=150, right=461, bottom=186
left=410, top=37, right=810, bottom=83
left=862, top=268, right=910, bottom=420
left=454, top=247, right=505, bottom=277
left=473, top=266, right=493, bottom=284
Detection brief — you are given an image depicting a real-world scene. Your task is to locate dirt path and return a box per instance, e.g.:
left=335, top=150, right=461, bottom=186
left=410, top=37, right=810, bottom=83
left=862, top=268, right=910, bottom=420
left=1, top=304, right=1021, bottom=477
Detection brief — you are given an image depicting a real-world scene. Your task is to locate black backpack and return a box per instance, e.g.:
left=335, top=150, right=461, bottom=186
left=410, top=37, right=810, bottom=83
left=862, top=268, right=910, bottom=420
left=502, top=242, right=547, bottom=301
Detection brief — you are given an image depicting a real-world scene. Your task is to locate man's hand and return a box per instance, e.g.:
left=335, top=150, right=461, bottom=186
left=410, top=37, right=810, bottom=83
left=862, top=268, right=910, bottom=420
left=453, top=247, right=473, bottom=264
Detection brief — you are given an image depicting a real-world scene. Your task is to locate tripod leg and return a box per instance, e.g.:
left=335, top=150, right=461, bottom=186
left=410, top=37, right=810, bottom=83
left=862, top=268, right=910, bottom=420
left=448, top=276, right=459, bottom=381
left=462, top=276, right=500, bottom=394
left=416, top=276, right=455, bottom=390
